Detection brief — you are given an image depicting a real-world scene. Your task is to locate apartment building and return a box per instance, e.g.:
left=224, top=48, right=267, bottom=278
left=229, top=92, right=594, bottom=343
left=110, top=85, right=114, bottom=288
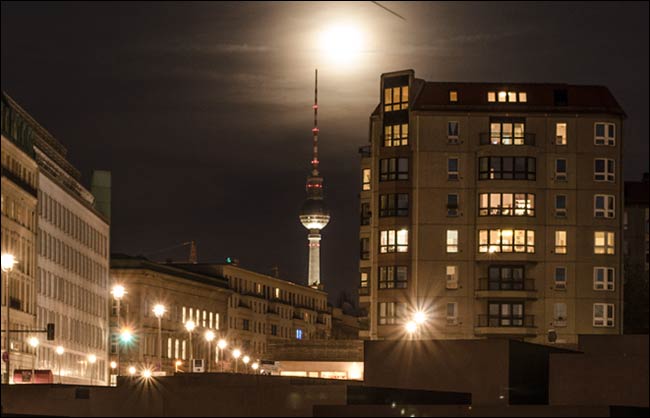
left=359, top=70, right=624, bottom=346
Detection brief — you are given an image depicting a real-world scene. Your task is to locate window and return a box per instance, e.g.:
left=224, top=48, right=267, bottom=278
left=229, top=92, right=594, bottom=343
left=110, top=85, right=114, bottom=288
left=555, top=230, right=567, bottom=254
left=555, top=123, right=567, bottom=145
left=379, top=158, right=409, bottom=181
left=360, top=202, right=371, bottom=225
left=498, top=91, right=507, bottom=102
left=384, top=123, right=408, bottom=147
left=447, top=121, right=459, bottom=143
left=446, top=303, right=458, bottom=325
left=518, top=92, right=527, bottom=102
left=555, top=195, right=567, bottom=217
left=446, top=230, right=459, bottom=253
left=362, top=169, right=371, bottom=191
left=271, top=325, right=278, bottom=336
left=384, top=85, right=409, bottom=112
left=554, top=303, right=567, bottom=326
left=379, top=266, right=408, bottom=289
left=379, top=194, right=409, bottom=217
left=489, top=120, right=526, bottom=145
left=380, top=229, right=408, bottom=253
left=478, top=156, right=536, bottom=180
left=446, top=266, right=458, bottom=289
left=554, top=267, right=567, bottom=290
left=449, top=91, right=458, bottom=102
left=447, top=158, right=459, bottom=180
left=594, top=195, right=615, bottom=218
left=487, top=266, right=525, bottom=290
left=478, top=193, right=535, bottom=217
left=487, top=92, right=496, bottom=102
left=296, top=329, right=303, bottom=340
left=595, top=122, right=615, bottom=146
left=378, top=302, right=406, bottom=325
left=594, top=267, right=615, bottom=291
left=594, top=159, right=615, bottom=182
left=447, top=194, right=459, bottom=217
left=488, top=302, right=524, bottom=327
left=555, top=159, right=567, bottom=181
left=594, top=231, right=615, bottom=254
left=360, top=272, right=369, bottom=290
left=479, top=229, right=535, bottom=253
left=242, top=319, right=250, bottom=331
left=360, top=238, right=370, bottom=260
left=593, top=303, right=615, bottom=327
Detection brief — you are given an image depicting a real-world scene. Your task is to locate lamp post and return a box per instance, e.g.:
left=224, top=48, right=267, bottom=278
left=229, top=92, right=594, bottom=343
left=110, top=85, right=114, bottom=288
left=185, top=320, right=195, bottom=371
left=251, top=362, right=259, bottom=374
left=242, top=355, right=250, bottom=374
left=405, top=321, right=417, bottom=340
left=2, top=253, right=16, bottom=384
left=56, top=346, right=65, bottom=384
left=28, top=337, right=39, bottom=383
left=128, top=366, right=136, bottom=376
left=204, top=331, right=215, bottom=372
left=232, top=349, right=241, bottom=374
left=88, top=354, right=97, bottom=386
left=153, top=304, right=166, bottom=372
left=174, top=360, right=182, bottom=373
left=111, top=285, right=125, bottom=376
left=217, top=339, right=227, bottom=372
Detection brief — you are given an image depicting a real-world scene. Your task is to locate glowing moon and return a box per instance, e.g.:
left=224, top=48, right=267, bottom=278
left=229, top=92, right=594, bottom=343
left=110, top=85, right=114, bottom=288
left=318, top=24, right=364, bottom=65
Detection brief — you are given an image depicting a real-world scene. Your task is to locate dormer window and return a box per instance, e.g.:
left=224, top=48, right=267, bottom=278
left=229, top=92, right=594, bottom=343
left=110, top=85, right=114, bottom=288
left=449, top=90, right=458, bottom=102
left=488, top=91, right=528, bottom=103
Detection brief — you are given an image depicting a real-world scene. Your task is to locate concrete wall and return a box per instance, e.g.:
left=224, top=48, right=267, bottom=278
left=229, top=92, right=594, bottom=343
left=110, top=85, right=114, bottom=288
left=1, top=374, right=350, bottom=417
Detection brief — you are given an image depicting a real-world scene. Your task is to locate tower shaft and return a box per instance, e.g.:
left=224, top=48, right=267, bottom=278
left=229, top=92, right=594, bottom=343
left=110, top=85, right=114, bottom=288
left=307, top=232, right=321, bottom=288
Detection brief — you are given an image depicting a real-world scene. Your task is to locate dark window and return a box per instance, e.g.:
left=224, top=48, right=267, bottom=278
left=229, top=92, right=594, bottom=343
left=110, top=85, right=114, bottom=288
left=380, top=158, right=409, bottom=181
left=448, top=158, right=459, bottom=180
left=488, top=266, right=525, bottom=290
left=488, top=302, right=525, bottom=327
left=360, top=202, right=371, bottom=225
left=271, top=324, right=278, bottom=336
left=447, top=121, right=459, bottom=139
left=242, top=319, right=250, bottom=331
left=555, top=195, right=567, bottom=217
left=478, top=157, right=536, bottom=180
left=360, top=238, right=370, bottom=260
left=447, top=194, right=459, bottom=216
left=379, top=266, right=408, bottom=289
left=380, top=194, right=409, bottom=217
left=554, top=89, right=568, bottom=106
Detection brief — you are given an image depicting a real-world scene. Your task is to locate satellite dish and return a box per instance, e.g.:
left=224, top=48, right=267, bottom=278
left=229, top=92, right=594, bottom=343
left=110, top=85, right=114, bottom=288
left=548, top=329, right=557, bottom=343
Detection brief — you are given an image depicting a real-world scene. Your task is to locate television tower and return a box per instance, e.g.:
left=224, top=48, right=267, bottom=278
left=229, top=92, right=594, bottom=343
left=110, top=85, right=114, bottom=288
left=299, top=69, right=330, bottom=289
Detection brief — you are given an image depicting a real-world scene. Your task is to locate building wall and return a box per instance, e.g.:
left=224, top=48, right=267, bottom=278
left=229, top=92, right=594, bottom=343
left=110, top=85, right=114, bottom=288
left=1, top=134, right=38, bottom=381
left=359, top=70, right=624, bottom=346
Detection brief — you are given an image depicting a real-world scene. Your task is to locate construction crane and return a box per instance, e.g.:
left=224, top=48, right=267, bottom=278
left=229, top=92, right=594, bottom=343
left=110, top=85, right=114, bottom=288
left=143, top=241, right=197, bottom=264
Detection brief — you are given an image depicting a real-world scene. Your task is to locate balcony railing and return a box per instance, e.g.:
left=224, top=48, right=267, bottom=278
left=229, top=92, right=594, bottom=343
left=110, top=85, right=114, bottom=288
left=479, top=133, right=536, bottom=146
left=477, top=314, right=535, bottom=328
left=477, top=278, right=536, bottom=291
left=1, top=165, right=37, bottom=197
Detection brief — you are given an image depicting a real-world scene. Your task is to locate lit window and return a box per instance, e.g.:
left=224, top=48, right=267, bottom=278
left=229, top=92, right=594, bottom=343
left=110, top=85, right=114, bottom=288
left=594, top=195, right=615, bottom=218
left=487, top=120, right=526, bottom=145
left=384, top=123, right=409, bottom=147
left=555, top=123, right=567, bottom=145
left=479, top=193, right=535, bottom=217
left=447, top=121, right=459, bottom=142
left=508, top=91, right=517, bottom=102
left=446, top=265, right=458, bottom=289
left=554, top=267, right=567, bottom=290
left=594, top=267, right=615, bottom=291
left=447, top=158, right=459, bottom=181
left=518, top=92, right=527, bottom=102
left=360, top=272, right=368, bottom=289
left=594, top=122, right=615, bottom=146
left=479, top=229, right=535, bottom=253
left=362, top=168, right=371, bottom=191
left=498, top=91, right=507, bottom=102
left=487, top=92, right=496, bottom=102
left=384, top=85, right=409, bottom=112
left=594, top=159, right=615, bottom=182
left=446, top=303, right=458, bottom=325
left=379, top=266, right=408, bottom=289
left=554, top=303, right=567, bottom=326
left=446, top=230, right=459, bottom=253
left=593, top=303, right=615, bottom=327
left=555, top=159, right=567, bottom=181
left=275, top=288, right=280, bottom=298
left=594, top=231, right=615, bottom=254
left=555, top=230, right=567, bottom=254
left=449, top=90, right=458, bottom=102
left=296, top=329, right=303, bottom=340
left=380, top=229, right=409, bottom=253
left=555, top=195, right=567, bottom=217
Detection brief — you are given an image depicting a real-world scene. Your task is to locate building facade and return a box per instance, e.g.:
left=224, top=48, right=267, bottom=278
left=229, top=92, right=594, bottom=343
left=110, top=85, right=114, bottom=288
left=623, top=173, right=649, bottom=333
left=359, top=70, right=625, bottom=346
left=1, top=93, right=39, bottom=383
left=110, top=255, right=231, bottom=377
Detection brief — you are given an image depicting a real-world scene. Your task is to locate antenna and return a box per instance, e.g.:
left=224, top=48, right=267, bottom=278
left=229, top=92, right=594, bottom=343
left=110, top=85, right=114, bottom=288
left=311, top=69, right=319, bottom=176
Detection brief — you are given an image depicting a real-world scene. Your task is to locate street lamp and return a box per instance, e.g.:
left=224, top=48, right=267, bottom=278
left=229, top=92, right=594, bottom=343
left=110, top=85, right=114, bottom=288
left=111, top=284, right=126, bottom=376
left=56, top=346, right=65, bottom=384
left=251, top=362, right=259, bottom=374
left=128, top=366, right=136, bottom=376
left=232, top=349, right=241, bottom=373
left=185, top=320, right=195, bottom=370
left=405, top=321, right=417, bottom=338
left=2, top=252, right=16, bottom=384
left=142, top=368, right=152, bottom=379
left=204, top=331, right=215, bottom=372
left=153, top=304, right=166, bottom=372
left=242, top=355, right=250, bottom=374
left=175, top=360, right=182, bottom=373
left=217, top=339, right=227, bottom=372
left=28, top=337, right=39, bottom=383
left=87, top=354, right=97, bottom=386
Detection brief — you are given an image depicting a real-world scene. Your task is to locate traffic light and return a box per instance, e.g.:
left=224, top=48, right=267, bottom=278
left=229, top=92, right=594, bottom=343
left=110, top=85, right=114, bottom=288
left=46, top=323, right=55, bottom=341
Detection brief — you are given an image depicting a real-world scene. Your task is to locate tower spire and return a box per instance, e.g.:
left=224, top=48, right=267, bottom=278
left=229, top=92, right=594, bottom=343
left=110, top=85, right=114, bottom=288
left=312, top=69, right=319, bottom=176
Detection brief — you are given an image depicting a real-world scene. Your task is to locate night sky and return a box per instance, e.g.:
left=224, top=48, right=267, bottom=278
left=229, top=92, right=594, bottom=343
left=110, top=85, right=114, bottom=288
left=2, top=2, right=648, bottom=305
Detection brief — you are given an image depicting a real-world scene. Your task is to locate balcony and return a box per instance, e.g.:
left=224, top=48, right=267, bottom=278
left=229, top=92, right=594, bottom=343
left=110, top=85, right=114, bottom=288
left=1, top=165, right=37, bottom=197
left=475, top=279, right=538, bottom=300
left=479, top=133, right=535, bottom=146
left=358, top=145, right=371, bottom=157
left=474, top=315, right=537, bottom=337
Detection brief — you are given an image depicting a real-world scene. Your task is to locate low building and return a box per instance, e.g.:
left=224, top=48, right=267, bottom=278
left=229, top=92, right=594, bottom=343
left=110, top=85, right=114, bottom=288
left=109, top=255, right=231, bottom=379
